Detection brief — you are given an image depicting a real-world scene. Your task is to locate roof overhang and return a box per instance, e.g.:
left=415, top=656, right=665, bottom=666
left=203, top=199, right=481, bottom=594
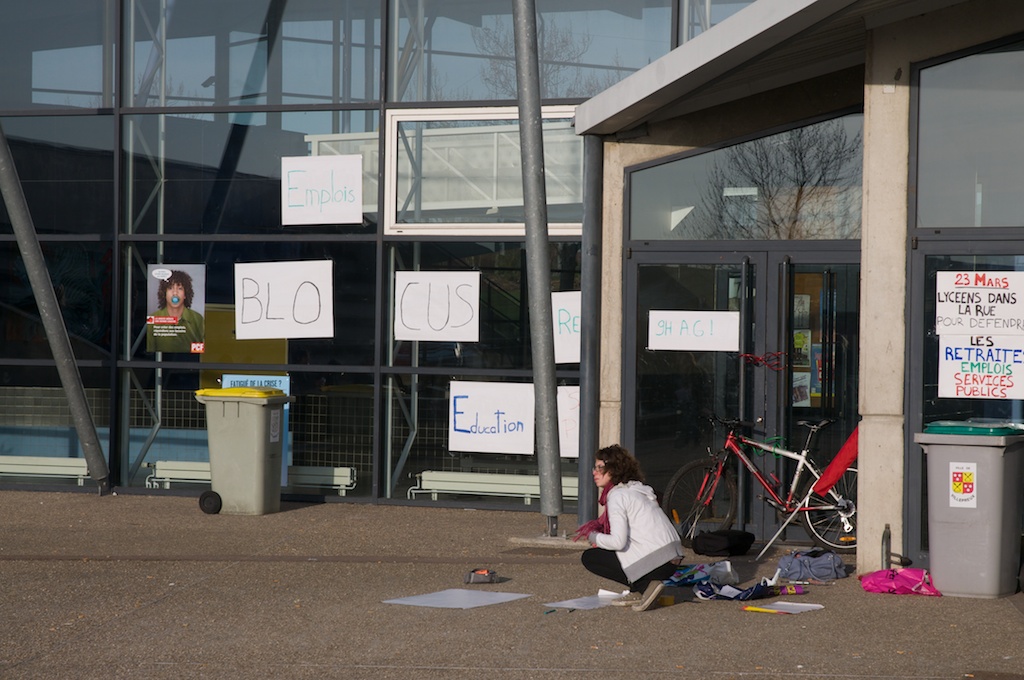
left=574, top=0, right=970, bottom=136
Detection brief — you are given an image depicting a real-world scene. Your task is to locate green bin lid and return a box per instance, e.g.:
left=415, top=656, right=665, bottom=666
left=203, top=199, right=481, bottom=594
left=923, top=420, right=1020, bottom=436
left=195, top=387, right=286, bottom=398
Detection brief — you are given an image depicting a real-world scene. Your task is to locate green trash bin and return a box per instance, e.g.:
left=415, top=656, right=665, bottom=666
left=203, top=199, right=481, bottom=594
left=195, top=387, right=295, bottom=515
left=914, top=421, right=1024, bottom=598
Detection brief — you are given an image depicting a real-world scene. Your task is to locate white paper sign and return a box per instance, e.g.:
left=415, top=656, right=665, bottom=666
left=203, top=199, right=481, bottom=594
left=937, top=334, right=1024, bottom=399
left=935, top=271, right=1024, bottom=335
left=450, top=382, right=533, bottom=454
left=556, top=385, right=580, bottom=459
left=949, top=461, right=977, bottom=508
left=647, top=310, right=740, bottom=351
left=234, top=260, right=334, bottom=339
left=281, top=155, right=363, bottom=226
left=394, top=271, right=480, bottom=342
left=448, top=381, right=580, bottom=457
left=552, top=291, right=581, bottom=364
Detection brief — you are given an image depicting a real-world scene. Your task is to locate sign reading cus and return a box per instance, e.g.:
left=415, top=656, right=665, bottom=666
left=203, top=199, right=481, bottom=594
left=281, top=155, right=362, bottom=226
left=647, top=310, right=740, bottom=352
left=394, top=271, right=480, bottom=342
left=234, top=260, right=334, bottom=339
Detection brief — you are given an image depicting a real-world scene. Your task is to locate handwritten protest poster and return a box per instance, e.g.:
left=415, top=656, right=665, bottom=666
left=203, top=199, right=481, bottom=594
left=552, top=291, right=581, bottom=364
left=935, top=272, right=1024, bottom=399
left=449, top=381, right=580, bottom=457
left=647, top=310, right=740, bottom=352
left=234, top=260, right=334, bottom=340
left=394, top=271, right=480, bottom=342
left=281, top=155, right=363, bottom=226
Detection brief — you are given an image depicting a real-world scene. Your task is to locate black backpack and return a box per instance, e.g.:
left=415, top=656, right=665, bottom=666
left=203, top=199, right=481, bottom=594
left=691, top=529, right=756, bottom=556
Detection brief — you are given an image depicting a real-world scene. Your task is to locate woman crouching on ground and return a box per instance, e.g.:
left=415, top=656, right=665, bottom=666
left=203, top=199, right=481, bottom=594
left=576, top=444, right=683, bottom=611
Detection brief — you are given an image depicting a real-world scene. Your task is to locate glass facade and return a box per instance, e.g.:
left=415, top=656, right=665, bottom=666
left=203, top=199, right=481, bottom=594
left=7, top=0, right=756, bottom=501
left=388, top=0, right=674, bottom=102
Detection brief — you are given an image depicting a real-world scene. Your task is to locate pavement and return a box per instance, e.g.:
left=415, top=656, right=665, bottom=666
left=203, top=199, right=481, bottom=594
left=1, top=489, right=1023, bottom=680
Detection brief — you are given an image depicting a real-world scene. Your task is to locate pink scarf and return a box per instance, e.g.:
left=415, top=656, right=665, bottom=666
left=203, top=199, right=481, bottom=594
left=573, top=484, right=613, bottom=542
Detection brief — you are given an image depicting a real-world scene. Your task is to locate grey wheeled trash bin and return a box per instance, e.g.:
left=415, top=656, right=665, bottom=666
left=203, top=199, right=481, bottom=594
left=195, top=387, right=295, bottom=515
left=914, top=421, right=1024, bottom=598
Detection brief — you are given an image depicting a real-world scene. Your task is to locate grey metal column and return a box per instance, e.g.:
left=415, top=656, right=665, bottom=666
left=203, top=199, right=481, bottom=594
left=0, top=123, right=110, bottom=494
left=512, top=0, right=561, bottom=535
left=577, top=134, right=603, bottom=525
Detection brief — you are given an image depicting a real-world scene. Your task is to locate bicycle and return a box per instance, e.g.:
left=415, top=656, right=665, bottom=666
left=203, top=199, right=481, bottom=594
left=661, top=412, right=858, bottom=553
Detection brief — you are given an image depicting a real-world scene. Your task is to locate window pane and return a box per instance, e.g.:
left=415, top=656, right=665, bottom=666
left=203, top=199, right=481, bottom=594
left=395, top=117, right=581, bottom=226
left=389, top=0, right=672, bottom=102
left=126, top=0, right=381, bottom=107
left=122, top=241, right=378, bottom=366
left=0, top=241, right=113, bottom=362
left=680, top=1, right=755, bottom=44
left=917, top=40, right=1024, bottom=228
left=0, top=116, right=115, bottom=236
left=388, top=241, right=581, bottom=371
left=123, top=111, right=378, bottom=235
left=0, top=1, right=114, bottom=110
left=629, top=114, right=863, bottom=241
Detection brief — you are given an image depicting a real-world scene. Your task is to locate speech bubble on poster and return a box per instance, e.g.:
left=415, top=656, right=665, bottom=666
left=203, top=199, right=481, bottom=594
left=234, top=260, right=334, bottom=339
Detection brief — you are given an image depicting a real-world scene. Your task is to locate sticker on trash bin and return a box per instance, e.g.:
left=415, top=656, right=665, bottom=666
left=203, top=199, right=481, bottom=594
left=949, top=462, right=977, bottom=508
left=270, top=409, right=281, bottom=444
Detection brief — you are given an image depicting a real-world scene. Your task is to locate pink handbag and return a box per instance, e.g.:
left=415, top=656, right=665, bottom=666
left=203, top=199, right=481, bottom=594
left=859, top=568, right=942, bottom=596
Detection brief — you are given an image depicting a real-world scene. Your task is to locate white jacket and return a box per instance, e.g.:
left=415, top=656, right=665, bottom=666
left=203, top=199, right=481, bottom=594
left=592, top=481, right=683, bottom=583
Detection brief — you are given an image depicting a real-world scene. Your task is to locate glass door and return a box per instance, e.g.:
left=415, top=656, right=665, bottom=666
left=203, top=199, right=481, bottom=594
left=625, top=250, right=859, bottom=542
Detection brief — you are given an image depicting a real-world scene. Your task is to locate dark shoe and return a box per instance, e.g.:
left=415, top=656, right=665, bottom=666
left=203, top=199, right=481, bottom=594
left=632, top=581, right=665, bottom=611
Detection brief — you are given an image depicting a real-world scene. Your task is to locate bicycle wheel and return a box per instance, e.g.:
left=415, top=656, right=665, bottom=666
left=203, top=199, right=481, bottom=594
left=800, top=466, right=858, bottom=552
left=661, top=457, right=737, bottom=547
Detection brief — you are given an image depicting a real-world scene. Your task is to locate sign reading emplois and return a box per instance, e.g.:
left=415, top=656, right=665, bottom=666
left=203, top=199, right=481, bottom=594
left=281, top=155, right=363, bottom=226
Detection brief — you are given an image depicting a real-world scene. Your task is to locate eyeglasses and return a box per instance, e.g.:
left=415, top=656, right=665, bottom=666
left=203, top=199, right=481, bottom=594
left=592, top=463, right=606, bottom=472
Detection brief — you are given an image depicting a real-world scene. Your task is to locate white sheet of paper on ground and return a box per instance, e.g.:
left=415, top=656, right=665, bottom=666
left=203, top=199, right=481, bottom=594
left=766, top=601, right=824, bottom=614
left=383, top=588, right=531, bottom=609
left=717, top=585, right=745, bottom=598
left=544, top=589, right=629, bottom=610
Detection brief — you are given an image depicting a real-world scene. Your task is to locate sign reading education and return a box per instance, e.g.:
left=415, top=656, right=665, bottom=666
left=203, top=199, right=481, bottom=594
left=234, top=260, right=334, bottom=340
left=281, top=155, right=363, bottom=226
left=647, top=310, right=740, bottom=352
left=448, top=381, right=580, bottom=457
left=936, top=272, right=1024, bottom=399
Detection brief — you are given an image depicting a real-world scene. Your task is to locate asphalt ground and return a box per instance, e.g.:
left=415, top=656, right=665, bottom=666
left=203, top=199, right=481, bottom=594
left=1, top=489, right=1023, bottom=679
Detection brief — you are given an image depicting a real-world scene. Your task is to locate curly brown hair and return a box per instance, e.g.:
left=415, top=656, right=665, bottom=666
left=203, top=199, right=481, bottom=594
left=596, top=444, right=644, bottom=486
left=156, top=270, right=195, bottom=309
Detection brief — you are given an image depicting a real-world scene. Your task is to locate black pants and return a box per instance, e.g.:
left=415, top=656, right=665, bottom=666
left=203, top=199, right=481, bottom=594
left=581, top=548, right=677, bottom=593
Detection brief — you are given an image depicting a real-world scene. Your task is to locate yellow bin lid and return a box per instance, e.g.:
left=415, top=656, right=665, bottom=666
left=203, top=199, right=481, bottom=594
left=195, top=387, right=286, bottom=398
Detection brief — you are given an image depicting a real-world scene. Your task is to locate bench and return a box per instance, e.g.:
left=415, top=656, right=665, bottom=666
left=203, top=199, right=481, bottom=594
left=145, top=460, right=356, bottom=495
left=287, top=465, right=356, bottom=496
left=407, top=470, right=579, bottom=505
left=0, top=455, right=91, bottom=485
